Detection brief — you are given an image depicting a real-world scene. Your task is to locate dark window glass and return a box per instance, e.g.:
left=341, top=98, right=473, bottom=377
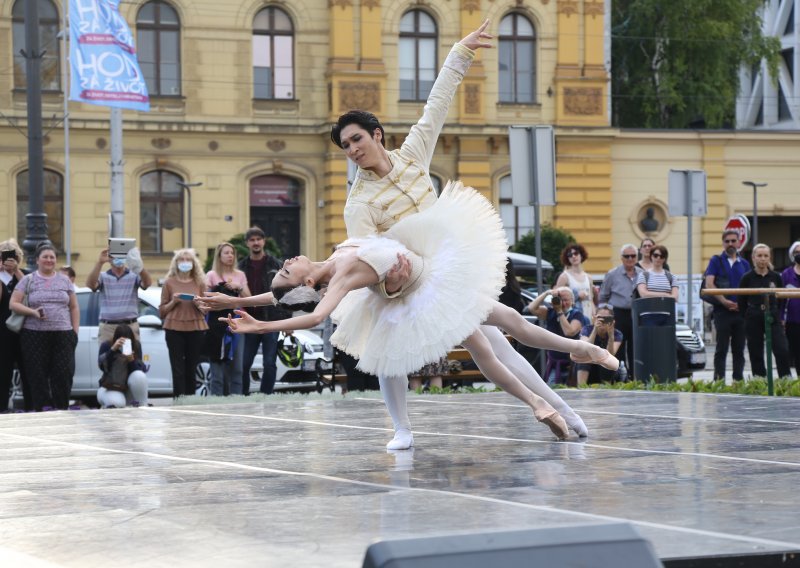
left=16, top=169, right=64, bottom=250
left=253, top=7, right=294, bottom=99
left=12, top=0, right=61, bottom=91
left=136, top=1, right=181, bottom=96
left=139, top=171, right=184, bottom=253
left=498, top=13, right=536, bottom=103
left=399, top=10, right=437, bottom=101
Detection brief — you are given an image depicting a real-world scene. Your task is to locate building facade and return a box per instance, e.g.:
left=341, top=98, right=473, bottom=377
left=1, top=0, right=798, bottom=282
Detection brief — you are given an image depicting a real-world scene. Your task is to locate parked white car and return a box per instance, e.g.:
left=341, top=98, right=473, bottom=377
left=10, top=287, right=328, bottom=407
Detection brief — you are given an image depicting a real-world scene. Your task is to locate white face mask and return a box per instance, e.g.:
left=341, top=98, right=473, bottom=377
left=177, top=261, right=193, bottom=273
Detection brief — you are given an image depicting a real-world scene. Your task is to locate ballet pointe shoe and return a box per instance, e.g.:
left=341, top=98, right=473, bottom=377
left=570, top=345, right=620, bottom=371
left=531, top=396, right=569, bottom=440
left=386, top=429, right=414, bottom=450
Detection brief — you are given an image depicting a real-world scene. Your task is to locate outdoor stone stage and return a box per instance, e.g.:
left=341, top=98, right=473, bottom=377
left=1, top=389, right=799, bottom=567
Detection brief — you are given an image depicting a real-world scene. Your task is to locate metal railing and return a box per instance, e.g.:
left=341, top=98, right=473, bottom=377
left=701, top=287, right=800, bottom=395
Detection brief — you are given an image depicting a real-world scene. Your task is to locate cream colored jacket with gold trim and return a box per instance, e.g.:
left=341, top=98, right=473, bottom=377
left=344, top=43, right=475, bottom=239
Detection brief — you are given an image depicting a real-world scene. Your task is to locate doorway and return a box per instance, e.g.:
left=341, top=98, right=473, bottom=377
left=249, top=175, right=302, bottom=258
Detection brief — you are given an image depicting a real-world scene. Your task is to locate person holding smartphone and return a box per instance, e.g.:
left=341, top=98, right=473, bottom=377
left=159, top=249, right=208, bottom=397
left=577, top=304, right=623, bottom=386
left=0, top=239, right=29, bottom=411
left=96, top=324, right=149, bottom=408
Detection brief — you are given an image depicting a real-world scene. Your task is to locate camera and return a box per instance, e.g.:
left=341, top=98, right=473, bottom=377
left=551, top=295, right=561, bottom=307
left=1, top=250, right=16, bottom=262
left=599, top=315, right=614, bottom=324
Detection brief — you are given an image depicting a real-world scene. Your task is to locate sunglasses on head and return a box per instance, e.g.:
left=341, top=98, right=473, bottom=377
left=651, top=253, right=664, bottom=259
left=622, top=254, right=637, bottom=259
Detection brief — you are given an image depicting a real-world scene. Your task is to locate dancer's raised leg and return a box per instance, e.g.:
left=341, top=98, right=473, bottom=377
left=379, top=375, right=414, bottom=450
left=481, top=325, right=589, bottom=437
left=484, top=303, right=618, bottom=371
left=461, top=330, right=569, bottom=439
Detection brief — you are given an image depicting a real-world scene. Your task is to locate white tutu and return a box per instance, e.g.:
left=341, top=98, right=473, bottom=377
left=331, top=181, right=508, bottom=377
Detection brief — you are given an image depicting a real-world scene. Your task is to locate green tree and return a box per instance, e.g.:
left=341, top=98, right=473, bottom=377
left=611, top=0, right=780, bottom=128
left=513, top=223, right=575, bottom=274
left=203, top=234, right=282, bottom=272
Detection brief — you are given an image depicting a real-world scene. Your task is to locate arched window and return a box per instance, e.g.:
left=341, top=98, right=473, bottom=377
left=140, top=170, right=184, bottom=253
left=399, top=10, right=437, bottom=101
left=499, top=175, right=534, bottom=245
left=137, top=1, right=181, bottom=96
left=498, top=13, right=536, bottom=103
left=253, top=7, right=294, bottom=99
left=12, top=0, right=61, bottom=91
left=16, top=169, right=64, bottom=250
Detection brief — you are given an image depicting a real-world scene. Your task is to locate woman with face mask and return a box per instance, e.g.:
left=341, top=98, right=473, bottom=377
left=159, top=249, right=208, bottom=397
left=738, top=244, right=793, bottom=379
left=781, top=241, right=800, bottom=374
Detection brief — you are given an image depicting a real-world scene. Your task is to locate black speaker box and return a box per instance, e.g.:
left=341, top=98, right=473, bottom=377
left=363, top=522, right=663, bottom=568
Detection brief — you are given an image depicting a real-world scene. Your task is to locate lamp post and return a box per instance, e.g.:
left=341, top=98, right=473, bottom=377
left=742, top=181, right=767, bottom=245
left=177, top=181, right=202, bottom=248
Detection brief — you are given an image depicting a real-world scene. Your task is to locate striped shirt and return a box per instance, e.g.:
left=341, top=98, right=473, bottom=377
left=98, top=269, right=141, bottom=321
left=636, top=270, right=674, bottom=294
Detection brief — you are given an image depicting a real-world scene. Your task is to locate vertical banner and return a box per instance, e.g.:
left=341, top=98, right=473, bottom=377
left=69, top=0, right=150, bottom=111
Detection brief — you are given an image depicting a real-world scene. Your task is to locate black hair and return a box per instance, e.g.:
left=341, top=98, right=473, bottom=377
left=272, top=284, right=322, bottom=313
left=35, top=243, right=57, bottom=258
left=331, top=110, right=385, bottom=149
left=112, top=324, right=142, bottom=356
left=245, top=227, right=266, bottom=240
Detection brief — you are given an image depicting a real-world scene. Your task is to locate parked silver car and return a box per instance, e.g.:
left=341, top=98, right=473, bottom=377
left=9, top=287, right=327, bottom=407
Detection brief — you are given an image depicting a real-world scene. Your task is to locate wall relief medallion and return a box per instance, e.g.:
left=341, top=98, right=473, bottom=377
left=339, top=81, right=380, bottom=111
left=151, top=137, right=171, bottom=150
left=563, top=87, right=602, bottom=115
left=267, top=139, right=286, bottom=152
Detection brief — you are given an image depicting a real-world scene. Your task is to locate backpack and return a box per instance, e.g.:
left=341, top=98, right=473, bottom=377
left=632, top=270, right=674, bottom=300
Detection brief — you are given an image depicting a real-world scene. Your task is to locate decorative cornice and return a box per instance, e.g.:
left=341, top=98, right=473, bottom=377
left=585, top=1, right=604, bottom=17
left=329, top=0, right=352, bottom=8
left=463, top=0, right=480, bottom=14
left=363, top=0, right=380, bottom=8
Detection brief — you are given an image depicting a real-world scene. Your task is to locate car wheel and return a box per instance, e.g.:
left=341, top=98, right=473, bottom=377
left=195, top=362, right=211, bottom=397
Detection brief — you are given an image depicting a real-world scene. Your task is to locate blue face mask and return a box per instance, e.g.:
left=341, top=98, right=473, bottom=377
left=177, top=261, right=193, bottom=273
left=111, top=258, right=126, bottom=268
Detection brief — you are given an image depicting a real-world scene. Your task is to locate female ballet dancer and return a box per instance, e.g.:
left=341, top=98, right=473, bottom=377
left=215, top=183, right=618, bottom=441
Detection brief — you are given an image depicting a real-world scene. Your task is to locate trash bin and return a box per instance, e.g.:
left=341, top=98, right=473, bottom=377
left=632, top=297, right=677, bottom=383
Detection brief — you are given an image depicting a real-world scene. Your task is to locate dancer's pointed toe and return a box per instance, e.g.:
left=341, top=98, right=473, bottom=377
left=539, top=411, right=569, bottom=440
left=570, top=347, right=619, bottom=372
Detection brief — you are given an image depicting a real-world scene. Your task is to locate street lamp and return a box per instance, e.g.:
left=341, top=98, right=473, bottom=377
left=742, top=181, right=767, bottom=245
left=176, top=181, right=202, bottom=248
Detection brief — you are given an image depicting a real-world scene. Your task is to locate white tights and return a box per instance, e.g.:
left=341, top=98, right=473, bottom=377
left=378, top=300, right=594, bottom=445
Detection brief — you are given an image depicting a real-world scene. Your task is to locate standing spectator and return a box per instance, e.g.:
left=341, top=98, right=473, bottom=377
left=599, top=244, right=641, bottom=377
left=554, top=243, right=595, bottom=320
left=577, top=304, right=623, bottom=386
left=705, top=230, right=751, bottom=381
left=96, top=324, right=149, bottom=408
left=498, top=258, right=525, bottom=313
left=205, top=242, right=250, bottom=395
left=637, top=238, right=670, bottom=272
left=160, top=249, right=208, bottom=397
left=9, top=244, right=79, bottom=411
left=238, top=227, right=291, bottom=395
left=528, top=287, right=587, bottom=383
left=635, top=245, right=678, bottom=326
left=738, top=244, right=792, bottom=379
left=86, top=248, right=152, bottom=343
left=59, top=265, right=77, bottom=290
left=781, top=241, right=800, bottom=373
left=0, top=239, right=29, bottom=411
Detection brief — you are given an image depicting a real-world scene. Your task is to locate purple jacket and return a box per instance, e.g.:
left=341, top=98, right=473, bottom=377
left=780, top=266, right=800, bottom=324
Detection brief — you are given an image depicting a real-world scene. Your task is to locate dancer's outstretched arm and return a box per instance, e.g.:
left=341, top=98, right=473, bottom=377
left=196, top=290, right=274, bottom=312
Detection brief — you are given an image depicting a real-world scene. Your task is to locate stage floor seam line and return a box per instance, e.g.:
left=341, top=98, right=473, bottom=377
left=143, top=406, right=800, bottom=469
left=2, top=429, right=799, bottom=555
left=405, top=398, right=800, bottom=425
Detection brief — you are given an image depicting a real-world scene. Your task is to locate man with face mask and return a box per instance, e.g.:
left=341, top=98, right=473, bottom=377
left=781, top=241, right=800, bottom=374
left=704, top=230, right=751, bottom=381
left=87, top=247, right=152, bottom=343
